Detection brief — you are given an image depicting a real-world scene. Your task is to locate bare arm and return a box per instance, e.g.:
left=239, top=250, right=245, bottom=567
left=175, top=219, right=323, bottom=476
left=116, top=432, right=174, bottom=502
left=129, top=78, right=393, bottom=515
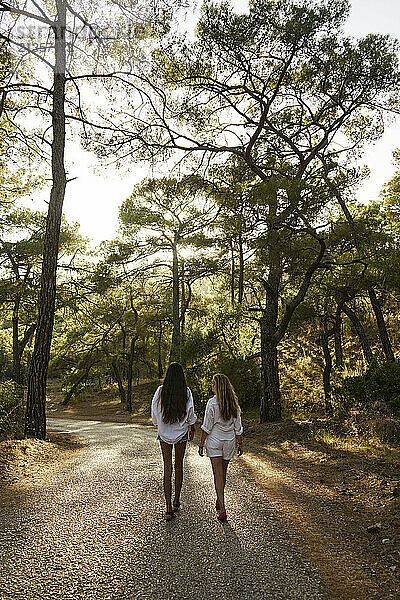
left=234, top=407, right=244, bottom=455
left=199, top=429, right=208, bottom=455
left=199, top=400, right=214, bottom=455
left=187, top=389, right=197, bottom=441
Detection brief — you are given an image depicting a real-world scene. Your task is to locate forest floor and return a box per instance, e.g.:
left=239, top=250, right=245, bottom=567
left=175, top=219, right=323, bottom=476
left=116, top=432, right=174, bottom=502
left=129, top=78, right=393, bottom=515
left=241, top=420, right=400, bottom=600
left=46, top=381, right=154, bottom=424
left=0, top=431, right=84, bottom=489
left=1, top=384, right=399, bottom=599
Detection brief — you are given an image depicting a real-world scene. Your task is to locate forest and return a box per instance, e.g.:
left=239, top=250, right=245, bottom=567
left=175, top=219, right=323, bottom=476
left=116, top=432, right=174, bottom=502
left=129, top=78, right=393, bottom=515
left=1, top=0, right=400, bottom=440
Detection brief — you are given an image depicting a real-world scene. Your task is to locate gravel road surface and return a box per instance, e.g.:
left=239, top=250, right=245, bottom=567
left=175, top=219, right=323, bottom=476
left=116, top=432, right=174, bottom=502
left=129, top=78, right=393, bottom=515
left=0, top=419, right=326, bottom=600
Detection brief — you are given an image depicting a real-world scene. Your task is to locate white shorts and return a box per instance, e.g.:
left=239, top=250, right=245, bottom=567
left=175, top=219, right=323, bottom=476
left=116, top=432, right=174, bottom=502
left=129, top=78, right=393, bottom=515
left=206, top=437, right=235, bottom=460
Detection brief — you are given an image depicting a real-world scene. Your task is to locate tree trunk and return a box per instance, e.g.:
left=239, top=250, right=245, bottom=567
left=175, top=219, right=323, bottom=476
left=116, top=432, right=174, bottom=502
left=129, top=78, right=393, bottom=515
left=367, top=288, right=395, bottom=361
left=260, top=318, right=282, bottom=422
left=62, top=361, right=97, bottom=406
left=230, top=240, right=235, bottom=305
left=238, top=231, right=244, bottom=304
left=258, top=231, right=325, bottom=422
left=259, top=201, right=282, bottom=424
left=12, top=296, right=21, bottom=385
left=169, top=241, right=181, bottom=362
left=126, top=337, right=136, bottom=412
left=329, top=181, right=395, bottom=363
left=25, top=2, right=66, bottom=439
left=334, top=306, right=344, bottom=368
left=157, top=323, right=163, bottom=378
left=180, top=271, right=186, bottom=368
left=320, top=330, right=333, bottom=417
left=19, top=324, right=37, bottom=374
left=180, top=277, right=192, bottom=369
left=342, top=303, right=374, bottom=366
left=181, top=272, right=186, bottom=335
left=112, top=361, right=126, bottom=404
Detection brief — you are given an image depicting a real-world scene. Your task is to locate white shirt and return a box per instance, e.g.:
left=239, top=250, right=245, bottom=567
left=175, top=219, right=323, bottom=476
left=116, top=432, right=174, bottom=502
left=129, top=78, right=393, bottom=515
left=201, top=396, right=243, bottom=441
left=151, top=385, right=197, bottom=444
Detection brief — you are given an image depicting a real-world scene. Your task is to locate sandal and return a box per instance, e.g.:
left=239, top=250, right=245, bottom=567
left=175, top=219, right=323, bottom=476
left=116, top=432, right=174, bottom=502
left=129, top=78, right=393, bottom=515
left=165, top=511, right=176, bottom=521
left=172, top=501, right=181, bottom=512
left=217, top=511, right=227, bottom=523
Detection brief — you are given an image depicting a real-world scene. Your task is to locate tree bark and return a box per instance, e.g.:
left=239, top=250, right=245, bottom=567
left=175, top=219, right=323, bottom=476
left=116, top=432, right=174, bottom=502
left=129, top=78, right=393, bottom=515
left=342, top=303, right=374, bottom=366
left=169, top=240, right=181, bottom=363
left=25, top=2, right=66, bottom=439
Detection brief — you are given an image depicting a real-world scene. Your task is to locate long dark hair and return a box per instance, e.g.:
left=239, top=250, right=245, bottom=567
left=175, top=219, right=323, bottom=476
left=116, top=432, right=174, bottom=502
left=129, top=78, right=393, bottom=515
left=160, top=363, right=188, bottom=424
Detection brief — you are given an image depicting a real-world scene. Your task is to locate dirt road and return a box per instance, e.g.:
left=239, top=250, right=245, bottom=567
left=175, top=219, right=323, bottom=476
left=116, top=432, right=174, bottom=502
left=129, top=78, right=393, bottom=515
left=0, top=418, right=324, bottom=600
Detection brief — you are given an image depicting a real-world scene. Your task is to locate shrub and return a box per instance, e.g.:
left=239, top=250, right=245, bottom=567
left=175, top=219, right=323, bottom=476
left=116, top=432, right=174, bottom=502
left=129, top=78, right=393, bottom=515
left=346, top=413, right=400, bottom=446
left=0, top=381, right=25, bottom=439
left=187, top=354, right=261, bottom=416
left=334, top=361, right=400, bottom=416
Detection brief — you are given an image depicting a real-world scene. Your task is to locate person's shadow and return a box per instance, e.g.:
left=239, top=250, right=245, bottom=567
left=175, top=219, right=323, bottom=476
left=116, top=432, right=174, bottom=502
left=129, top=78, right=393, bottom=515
left=220, top=521, right=244, bottom=552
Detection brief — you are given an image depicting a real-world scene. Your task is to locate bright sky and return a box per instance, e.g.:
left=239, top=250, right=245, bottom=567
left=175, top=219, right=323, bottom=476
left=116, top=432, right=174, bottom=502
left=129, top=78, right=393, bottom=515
left=26, top=0, right=400, bottom=245
left=344, top=0, right=400, bottom=202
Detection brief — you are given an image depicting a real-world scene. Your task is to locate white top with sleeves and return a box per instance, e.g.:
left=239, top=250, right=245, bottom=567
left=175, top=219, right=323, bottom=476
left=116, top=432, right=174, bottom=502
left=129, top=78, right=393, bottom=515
left=201, top=395, right=243, bottom=441
left=151, top=385, right=197, bottom=444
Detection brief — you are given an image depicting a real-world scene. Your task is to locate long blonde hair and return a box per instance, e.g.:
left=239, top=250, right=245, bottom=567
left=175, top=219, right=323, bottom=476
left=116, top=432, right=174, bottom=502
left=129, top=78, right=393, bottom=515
left=213, top=373, right=239, bottom=421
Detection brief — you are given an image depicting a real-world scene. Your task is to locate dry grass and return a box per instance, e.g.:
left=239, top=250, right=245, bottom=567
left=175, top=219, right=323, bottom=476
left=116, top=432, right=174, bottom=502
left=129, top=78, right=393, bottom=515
left=0, top=432, right=84, bottom=490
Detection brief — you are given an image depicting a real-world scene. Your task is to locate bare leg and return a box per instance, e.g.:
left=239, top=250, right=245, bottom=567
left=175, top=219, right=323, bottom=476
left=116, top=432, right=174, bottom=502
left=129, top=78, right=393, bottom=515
left=160, top=441, right=173, bottom=514
left=210, top=457, right=228, bottom=513
left=222, top=458, right=229, bottom=493
left=173, top=441, right=187, bottom=507
left=214, top=459, right=229, bottom=511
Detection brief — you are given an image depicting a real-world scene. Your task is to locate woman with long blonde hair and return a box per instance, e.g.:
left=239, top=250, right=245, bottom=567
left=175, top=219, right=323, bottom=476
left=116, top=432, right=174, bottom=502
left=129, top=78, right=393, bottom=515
left=199, top=373, right=243, bottom=522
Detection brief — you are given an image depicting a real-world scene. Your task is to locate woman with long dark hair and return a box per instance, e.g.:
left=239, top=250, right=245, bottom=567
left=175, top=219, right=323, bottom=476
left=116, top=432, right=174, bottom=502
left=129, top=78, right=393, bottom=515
left=199, top=373, right=243, bottom=522
left=151, top=362, right=197, bottom=521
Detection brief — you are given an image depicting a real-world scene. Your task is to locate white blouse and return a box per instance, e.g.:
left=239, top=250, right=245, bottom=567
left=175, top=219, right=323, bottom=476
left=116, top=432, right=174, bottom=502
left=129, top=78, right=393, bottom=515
left=151, top=385, right=197, bottom=444
left=201, top=396, right=243, bottom=441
